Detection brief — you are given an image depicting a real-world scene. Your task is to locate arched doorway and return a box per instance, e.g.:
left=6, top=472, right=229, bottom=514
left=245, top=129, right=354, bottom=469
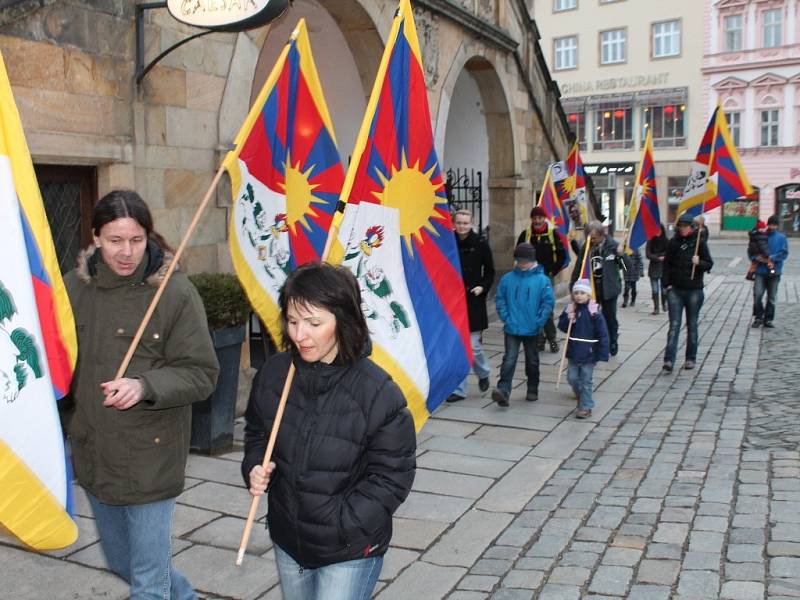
left=440, top=55, right=515, bottom=258
left=249, top=0, right=385, bottom=162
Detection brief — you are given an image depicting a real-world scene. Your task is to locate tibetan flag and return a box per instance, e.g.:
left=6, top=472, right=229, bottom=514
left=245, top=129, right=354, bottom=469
left=707, top=108, right=753, bottom=207
left=539, top=166, right=569, bottom=236
left=560, top=142, right=590, bottom=227
left=330, top=0, right=471, bottom=430
left=679, top=105, right=751, bottom=218
left=678, top=108, right=716, bottom=217
left=628, top=131, right=661, bottom=250
left=538, top=166, right=571, bottom=267
left=0, top=51, right=78, bottom=550
left=223, top=19, right=345, bottom=344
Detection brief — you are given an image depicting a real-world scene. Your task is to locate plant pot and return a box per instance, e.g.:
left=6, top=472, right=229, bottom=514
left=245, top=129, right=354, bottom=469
left=190, top=325, right=246, bottom=455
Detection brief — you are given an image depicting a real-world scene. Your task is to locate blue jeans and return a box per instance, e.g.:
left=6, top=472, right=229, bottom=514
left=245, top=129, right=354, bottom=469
left=664, top=287, right=704, bottom=364
left=650, top=277, right=664, bottom=296
left=497, top=333, right=539, bottom=397
left=567, top=361, right=595, bottom=410
left=274, top=544, right=383, bottom=600
left=87, top=493, right=195, bottom=600
left=454, top=331, right=491, bottom=396
left=753, top=273, right=780, bottom=322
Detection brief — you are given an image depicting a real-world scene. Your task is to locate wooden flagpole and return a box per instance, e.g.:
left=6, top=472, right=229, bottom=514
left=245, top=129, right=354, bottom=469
left=556, top=237, right=592, bottom=389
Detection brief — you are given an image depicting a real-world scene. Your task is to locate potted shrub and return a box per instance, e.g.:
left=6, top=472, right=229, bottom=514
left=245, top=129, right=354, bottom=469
left=188, top=272, right=252, bottom=455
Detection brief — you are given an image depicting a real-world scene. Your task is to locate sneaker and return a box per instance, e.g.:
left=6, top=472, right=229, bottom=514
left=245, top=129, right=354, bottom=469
left=684, top=360, right=695, bottom=370
left=576, top=408, right=591, bottom=419
left=478, top=377, right=490, bottom=392
left=446, top=394, right=465, bottom=403
left=525, top=392, right=538, bottom=402
left=491, top=388, right=509, bottom=407
left=549, top=340, right=559, bottom=353
left=662, top=361, right=673, bottom=372
left=610, top=342, right=618, bottom=356
left=752, top=319, right=762, bottom=328
left=763, top=321, right=775, bottom=328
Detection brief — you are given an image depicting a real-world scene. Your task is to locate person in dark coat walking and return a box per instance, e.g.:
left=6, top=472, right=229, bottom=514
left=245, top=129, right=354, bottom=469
left=645, top=224, right=668, bottom=314
left=517, top=205, right=567, bottom=353
left=448, top=210, right=495, bottom=402
left=570, top=221, right=628, bottom=356
left=557, top=278, right=609, bottom=419
left=661, top=213, right=713, bottom=372
left=622, top=247, right=643, bottom=307
left=243, top=263, right=416, bottom=600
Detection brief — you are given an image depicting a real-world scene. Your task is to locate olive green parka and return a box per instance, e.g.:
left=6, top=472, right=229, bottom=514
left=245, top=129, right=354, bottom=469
left=63, top=243, right=219, bottom=505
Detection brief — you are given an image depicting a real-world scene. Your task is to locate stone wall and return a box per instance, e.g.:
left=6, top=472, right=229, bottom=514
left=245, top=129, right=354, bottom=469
left=0, top=0, right=247, bottom=274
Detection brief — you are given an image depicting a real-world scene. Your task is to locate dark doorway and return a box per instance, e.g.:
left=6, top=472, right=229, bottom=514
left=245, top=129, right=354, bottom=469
left=34, top=165, right=96, bottom=273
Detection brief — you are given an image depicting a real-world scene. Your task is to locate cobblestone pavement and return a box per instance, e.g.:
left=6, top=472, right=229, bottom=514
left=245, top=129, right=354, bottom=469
left=746, top=301, right=800, bottom=452
left=438, top=246, right=800, bottom=600
left=2, top=240, right=800, bottom=600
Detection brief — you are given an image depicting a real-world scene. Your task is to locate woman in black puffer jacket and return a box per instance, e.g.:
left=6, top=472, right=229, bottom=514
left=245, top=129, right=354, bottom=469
left=242, top=263, right=416, bottom=600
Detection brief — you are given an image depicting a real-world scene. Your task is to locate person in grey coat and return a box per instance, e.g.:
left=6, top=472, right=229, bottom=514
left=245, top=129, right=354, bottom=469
left=571, top=221, right=629, bottom=356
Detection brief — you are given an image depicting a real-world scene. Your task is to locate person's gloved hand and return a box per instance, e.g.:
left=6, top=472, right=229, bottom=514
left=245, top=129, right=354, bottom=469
left=565, top=302, right=576, bottom=322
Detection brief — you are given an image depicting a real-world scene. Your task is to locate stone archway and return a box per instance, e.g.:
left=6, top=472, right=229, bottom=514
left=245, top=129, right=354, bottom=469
left=246, top=0, right=386, bottom=161
left=438, top=52, right=516, bottom=264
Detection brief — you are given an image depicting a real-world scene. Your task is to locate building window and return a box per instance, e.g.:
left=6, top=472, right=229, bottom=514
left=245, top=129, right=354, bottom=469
left=554, top=0, right=577, bottom=10
left=760, top=109, right=780, bottom=146
left=762, top=8, right=782, bottom=48
left=593, top=107, right=633, bottom=150
left=642, top=103, right=686, bottom=147
left=725, top=111, right=741, bottom=147
left=723, top=14, right=743, bottom=51
left=600, top=29, right=627, bottom=64
left=554, top=36, right=578, bottom=70
left=567, top=112, right=586, bottom=150
left=652, top=20, right=681, bottom=58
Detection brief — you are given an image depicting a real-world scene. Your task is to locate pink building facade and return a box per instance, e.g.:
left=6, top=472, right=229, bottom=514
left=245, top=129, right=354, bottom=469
left=704, top=0, right=800, bottom=235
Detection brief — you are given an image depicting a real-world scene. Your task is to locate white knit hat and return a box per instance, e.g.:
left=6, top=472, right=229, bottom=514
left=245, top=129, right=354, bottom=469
left=572, top=279, right=592, bottom=295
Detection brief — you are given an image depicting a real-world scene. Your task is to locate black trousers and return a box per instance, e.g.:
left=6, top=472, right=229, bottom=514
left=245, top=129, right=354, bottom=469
left=599, top=296, right=619, bottom=345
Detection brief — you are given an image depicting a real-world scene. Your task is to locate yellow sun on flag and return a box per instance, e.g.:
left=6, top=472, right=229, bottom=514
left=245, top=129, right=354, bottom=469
left=373, top=153, right=444, bottom=253
left=279, top=151, right=325, bottom=235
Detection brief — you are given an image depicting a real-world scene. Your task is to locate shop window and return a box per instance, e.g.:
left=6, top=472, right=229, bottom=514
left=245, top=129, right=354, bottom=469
left=642, top=103, right=686, bottom=147
left=593, top=107, right=633, bottom=150
left=722, top=188, right=760, bottom=231
left=567, top=112, right=586, bottom=150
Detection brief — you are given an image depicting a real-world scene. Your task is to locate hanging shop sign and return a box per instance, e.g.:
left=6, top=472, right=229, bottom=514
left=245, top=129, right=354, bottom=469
left=167, top=0, right=289, bottom=31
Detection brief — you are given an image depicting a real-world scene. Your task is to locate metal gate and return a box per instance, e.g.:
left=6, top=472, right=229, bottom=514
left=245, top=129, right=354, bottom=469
left=445, top=168, right=485, bottom=238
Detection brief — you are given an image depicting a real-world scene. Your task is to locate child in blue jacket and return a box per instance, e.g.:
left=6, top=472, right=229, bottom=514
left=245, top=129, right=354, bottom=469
left=558, top=279, right=609, bottom=418
left=492, top=243, right=555, bottom=407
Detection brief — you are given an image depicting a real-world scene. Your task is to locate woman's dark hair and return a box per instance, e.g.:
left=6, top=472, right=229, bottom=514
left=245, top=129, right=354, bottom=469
left=278, top=262, right=369, bottom=366
left=92, top=190, right=173, bottom=252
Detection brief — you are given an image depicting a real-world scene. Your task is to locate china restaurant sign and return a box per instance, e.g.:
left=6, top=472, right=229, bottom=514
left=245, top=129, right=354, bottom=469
left=167, top=0, right=289, bottom=30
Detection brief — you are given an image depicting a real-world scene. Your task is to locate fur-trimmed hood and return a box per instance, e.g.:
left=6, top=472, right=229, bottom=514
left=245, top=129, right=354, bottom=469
left=73, top=239, right=177, bottom=286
